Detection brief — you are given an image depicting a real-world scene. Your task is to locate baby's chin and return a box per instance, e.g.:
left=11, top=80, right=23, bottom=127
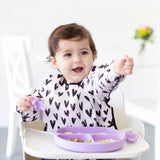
left=67, top=79, right=83, bottom=84
left=66, top=77, right=84, bottom=84
left=66, top=71, right=90, bottom=84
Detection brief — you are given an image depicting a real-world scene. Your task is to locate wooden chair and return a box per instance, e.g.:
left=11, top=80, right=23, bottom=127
left=1, top=34, right=32, bottom=157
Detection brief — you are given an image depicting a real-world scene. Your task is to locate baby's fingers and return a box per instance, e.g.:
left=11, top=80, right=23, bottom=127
left=18, top=95, right=33, bottom=111
left=124, top=57, right=134, bottom=70
left=124, top=68, right=133, bottom=75
left=126, top=57, right=134, bottom=65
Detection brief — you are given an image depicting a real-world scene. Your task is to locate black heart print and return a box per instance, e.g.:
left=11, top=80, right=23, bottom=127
left=61, top=117, right=66, bottom=125
left=105, top=78, right=111, bottom=83
left=98, top=103, right=102, bottom=109
left=104, top=109, right=108, bottom=115
left=77, top=112, right=81, bottom=119
left=53, top=113, right=58, bottom=120
left=59, top=80, right=65, bottom=86
left=45, top=108, right=50, bottom=116
left=55, top=102, right=60, bottom=110
left=46, top=79, right=52, bottom=85
left=88, top=90, right=94, bottom=96
left=85, top=109, right=92, bottom=117
left=70, top=103, right=76, bottom=111
left=102, top=117, right=107, bottom=122
left=49, top=97, right=54, bottom=105
left=98, top=73, right=104, bottom=80
left=79, top=102, right=83, bottom=111
left=96, top=110, right=101, bottom=117
left=64, top=110, right=69, bottom=117
left=58, top=92, right=63, bottom=96
left=77, top=93, right=81, bottom=100
left=54, top=83, right=58, bottom=90
left=44, top=123, right=48, bottom=131
left=72, top=89, right=77, bottom=97
left=84, top=96, right=90, bottom=102
left=46, top=90, right=51, bottom=97
left=50, top=120, right=56, bottom=129
left=82, top=119, right=87, bottom=126
left=41, top=87, right=45, bottom=92
left=71, top=117, right=76, bottom=124
left=64, top=100, right=69, bottom=108
left=57, top=74, right=63, bottom=78
left=32, top=116, right=37, bottom=121
left=37, top=92, right=43, bottom=98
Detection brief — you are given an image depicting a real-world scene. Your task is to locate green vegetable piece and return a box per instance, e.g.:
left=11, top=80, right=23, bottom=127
left=78, top=139, right=84, bottom=142
left=88, top=138, right=92, bottom=143
left=70, top=138, right=75, bottom=141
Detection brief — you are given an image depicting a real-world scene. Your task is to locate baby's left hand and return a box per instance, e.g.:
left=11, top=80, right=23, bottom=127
left=113, top=55, right=134, bottom=75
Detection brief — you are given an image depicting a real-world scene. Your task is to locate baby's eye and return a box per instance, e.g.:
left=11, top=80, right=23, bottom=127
left=81, top=51, right=88, bottom=55
left=64, top=53, right=72, bottom=57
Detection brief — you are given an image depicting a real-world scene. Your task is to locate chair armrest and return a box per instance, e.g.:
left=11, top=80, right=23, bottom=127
left=20, top=120, right=45, bottom=138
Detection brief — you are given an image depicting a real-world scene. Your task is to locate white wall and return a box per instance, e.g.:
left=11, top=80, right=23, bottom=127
left=0, top=0, right=160, bottom=127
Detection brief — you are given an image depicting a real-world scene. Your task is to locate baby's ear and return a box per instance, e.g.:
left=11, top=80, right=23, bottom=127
left=50, top=57, right=58, bottom=70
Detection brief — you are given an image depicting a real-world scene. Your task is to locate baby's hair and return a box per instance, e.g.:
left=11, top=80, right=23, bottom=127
left=47, top=23, right=97, bottom=61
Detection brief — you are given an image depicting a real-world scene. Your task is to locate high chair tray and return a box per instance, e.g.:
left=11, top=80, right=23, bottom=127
left=23, top=128, right=149, bottom=159
left=55, top=127, right=124, bottom=153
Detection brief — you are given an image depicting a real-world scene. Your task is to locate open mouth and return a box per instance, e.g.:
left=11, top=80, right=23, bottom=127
left=72, top=67, right=83, bottom=73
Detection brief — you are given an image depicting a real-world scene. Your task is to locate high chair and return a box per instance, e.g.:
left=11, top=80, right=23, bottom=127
left=20, top=121, right=45, bottom=160
left=1, top=35, right=32, bottom=157
left=20, top=89, right=149, bottom=160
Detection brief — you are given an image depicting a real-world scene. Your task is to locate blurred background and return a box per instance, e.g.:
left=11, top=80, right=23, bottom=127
left=0, top=0, right=160, bottom=159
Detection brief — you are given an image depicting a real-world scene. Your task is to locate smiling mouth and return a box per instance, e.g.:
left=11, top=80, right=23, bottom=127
left=72, top=67, right=83, bottom=73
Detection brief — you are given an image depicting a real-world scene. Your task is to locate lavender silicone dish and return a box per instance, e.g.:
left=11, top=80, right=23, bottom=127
left=54, top=127, right=125, bottom=153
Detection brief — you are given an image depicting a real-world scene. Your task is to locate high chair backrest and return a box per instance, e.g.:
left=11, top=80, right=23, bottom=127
left=109, top=88, right=125, bottom=129
left=109, top=88, right=145, bottom=137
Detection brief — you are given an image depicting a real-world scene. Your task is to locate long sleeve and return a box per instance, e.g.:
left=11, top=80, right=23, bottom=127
left=16, top=82, right=46, bottom=122
left=86, top=61, right=125, bottom=101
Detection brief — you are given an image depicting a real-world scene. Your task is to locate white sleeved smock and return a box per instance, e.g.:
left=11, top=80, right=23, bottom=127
left=17, top=62, right=124, bottom=132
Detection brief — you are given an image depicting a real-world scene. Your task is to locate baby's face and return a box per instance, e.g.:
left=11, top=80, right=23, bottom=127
left=52, top=38, right=94, bottom=83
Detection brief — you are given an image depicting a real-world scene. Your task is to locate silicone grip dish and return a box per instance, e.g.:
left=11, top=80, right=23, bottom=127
left=55, top=127, right=125, bottom=153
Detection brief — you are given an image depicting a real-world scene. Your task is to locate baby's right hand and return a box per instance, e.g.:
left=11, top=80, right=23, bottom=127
left=18, top=95, right=33, bottom=112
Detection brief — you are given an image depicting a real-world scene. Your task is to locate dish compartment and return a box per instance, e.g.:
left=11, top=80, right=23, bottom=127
left=54, top=127, right=125, bottom=153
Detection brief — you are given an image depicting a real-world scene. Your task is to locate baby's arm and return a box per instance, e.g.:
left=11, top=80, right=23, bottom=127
left=112, top=55, right=134, bottom=76
left=90, top=56, right=133, bottom=99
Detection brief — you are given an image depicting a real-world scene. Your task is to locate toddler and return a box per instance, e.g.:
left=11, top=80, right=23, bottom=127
left=17, top=23, right=133, bottom=160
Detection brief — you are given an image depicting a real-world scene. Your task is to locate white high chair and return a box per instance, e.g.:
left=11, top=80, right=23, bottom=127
left=20, top=89, right=148, bottom=160
left=1, top=35, right=32, bottom=157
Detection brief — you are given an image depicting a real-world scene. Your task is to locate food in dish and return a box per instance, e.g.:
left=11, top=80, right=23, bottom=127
left=97, top=139, right=116, bottom=143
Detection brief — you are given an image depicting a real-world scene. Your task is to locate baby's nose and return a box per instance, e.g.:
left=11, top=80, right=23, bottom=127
left=73, top=54, right=81, bottom=63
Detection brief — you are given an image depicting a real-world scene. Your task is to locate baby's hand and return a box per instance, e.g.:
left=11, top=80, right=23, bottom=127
left=18, top=95, right=33, bottom=112
left=113, top=55, right=134, bottom=75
